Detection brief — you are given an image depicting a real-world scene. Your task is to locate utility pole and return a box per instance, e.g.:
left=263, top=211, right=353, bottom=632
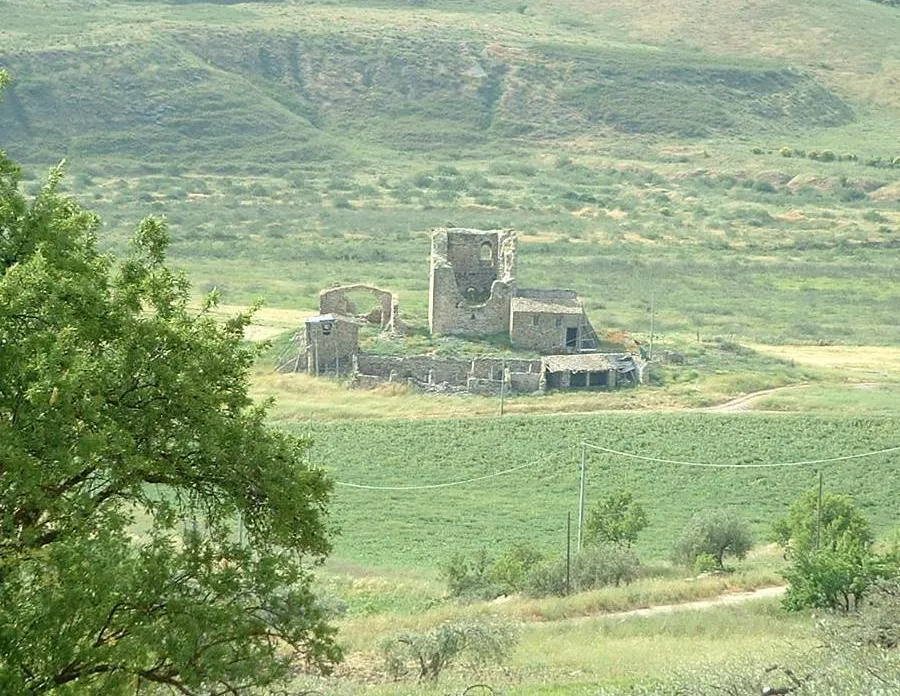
left=566, top=511, right=571, bottom=596
left=499, top=360, right=506, bottom=416
left=648, top=290, right=655, bottom=363
left=577, top=444, right=587, bottom=551
left=815, top=470, right=824, bottom=550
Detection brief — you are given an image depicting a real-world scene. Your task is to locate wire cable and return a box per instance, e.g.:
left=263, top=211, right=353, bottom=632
left=333, top=446, right=576, bottom=491
left=582, top=441, right=900, bottom=469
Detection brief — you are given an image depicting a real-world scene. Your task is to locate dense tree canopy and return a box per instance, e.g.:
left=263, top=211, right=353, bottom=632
left=775, top=488, right=896, bottom=612
left=0, top=140, right=340, bottom=693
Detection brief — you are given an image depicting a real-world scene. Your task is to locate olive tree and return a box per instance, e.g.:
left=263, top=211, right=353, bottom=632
left=0, top=145, right=340, bottom=693
left=673, top=510, right=752, bottom=571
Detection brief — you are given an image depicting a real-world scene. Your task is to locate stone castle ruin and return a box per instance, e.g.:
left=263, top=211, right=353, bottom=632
left=278, top=228, right=644, bottom=393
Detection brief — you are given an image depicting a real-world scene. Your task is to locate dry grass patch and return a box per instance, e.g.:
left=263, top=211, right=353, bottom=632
left=750, top=344, right=900, bottom=376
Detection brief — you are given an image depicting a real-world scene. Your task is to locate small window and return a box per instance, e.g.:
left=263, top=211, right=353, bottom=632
left=479, top=242, right=493, bottom=264
left=531, top=315, right=539, bottom=327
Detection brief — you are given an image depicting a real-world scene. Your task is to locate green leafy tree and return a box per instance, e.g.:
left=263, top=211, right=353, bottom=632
left=782, top=542, right=893, bottom=612
left=584, top=490, right=648, bottom=547
left=773, top=487, right=873, bottom=557
left=775, top=488, right=895, bottom=612
left=673, top=510, right=752, bottom=571
left=0, top=150, right=340, bottom=693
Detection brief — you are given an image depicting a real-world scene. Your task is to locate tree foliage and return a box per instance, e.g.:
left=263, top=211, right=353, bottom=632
left=584, top=490, right=648, bottom=548
left=672, top=510, right=752, bottom=571
left=524, top=543, right=640, bottom=597
left=773, top=488, right=873, bottom=557
left=775, top=488, right=895, bottom=612
left=0, top=151, right=340, bottom=694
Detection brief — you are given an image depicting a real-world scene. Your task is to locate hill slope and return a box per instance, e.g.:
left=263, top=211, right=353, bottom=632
left=2, top=0, right=899, bottom=345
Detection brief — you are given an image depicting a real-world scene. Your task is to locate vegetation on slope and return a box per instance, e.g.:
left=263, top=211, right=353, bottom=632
left=2, top=1, right=899, bottom=347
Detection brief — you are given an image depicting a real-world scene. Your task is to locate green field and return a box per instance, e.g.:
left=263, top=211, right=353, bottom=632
left=302, top=413, right=900, bottom=567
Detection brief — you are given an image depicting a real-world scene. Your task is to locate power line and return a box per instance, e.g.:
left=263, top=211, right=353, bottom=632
left=333, top=446, right=575, bottom=491
left=581, top=441, right=900, bottom=469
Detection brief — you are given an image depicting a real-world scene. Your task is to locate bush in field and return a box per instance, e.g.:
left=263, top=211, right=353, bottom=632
left=442, top=549, right=497, bottom=600
left=673, top=510, right=752, bottom=571
left=525, top=544, right=640, bottom=597
left=442, top=545, right=543, bottom=600
left=381, top=619, right=518, bottom=682
left=490, top=544, right=545, bottom=594
left=584, top=490, right=648, bottom=548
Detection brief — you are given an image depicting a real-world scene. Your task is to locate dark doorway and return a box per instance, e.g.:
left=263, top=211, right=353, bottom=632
left=588, top=371, right=608, bottom=387
left=565, top=327, right=578, bottom=349
left=569, top=372, right=587, bottom=387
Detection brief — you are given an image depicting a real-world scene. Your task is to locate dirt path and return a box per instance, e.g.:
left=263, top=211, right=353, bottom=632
left=585, top=585, right=787, bottom=621
left=702, top=385, right=809, bottom=413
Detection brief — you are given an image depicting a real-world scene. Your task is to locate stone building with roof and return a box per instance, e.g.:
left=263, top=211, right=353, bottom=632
left=429, top=228, right=602, bottom=356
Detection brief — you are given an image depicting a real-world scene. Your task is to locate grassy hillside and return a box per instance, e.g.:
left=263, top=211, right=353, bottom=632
left=2, top=0, right=900, bottom=346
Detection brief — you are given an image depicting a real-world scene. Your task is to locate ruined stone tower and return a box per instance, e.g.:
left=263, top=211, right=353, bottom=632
left=428, top=228, right=517, bottom=337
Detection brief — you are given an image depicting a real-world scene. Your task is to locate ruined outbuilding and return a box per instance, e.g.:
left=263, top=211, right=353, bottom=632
left=319, top=284, right=400, bottom=331
left=279, top=228, right=644, bottom=393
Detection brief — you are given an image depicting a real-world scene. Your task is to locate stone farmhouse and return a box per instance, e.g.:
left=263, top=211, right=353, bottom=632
left=278, top=228, right=644, bottom=393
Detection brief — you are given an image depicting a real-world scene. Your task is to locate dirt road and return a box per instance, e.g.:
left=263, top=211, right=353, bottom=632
left=586, top=585, right=787, bottom=621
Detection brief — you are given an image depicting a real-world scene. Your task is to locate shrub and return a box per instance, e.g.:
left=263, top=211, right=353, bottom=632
left=490, top=544, right=544, bottom=594
left=782, top=543, right=894, bottom=612
left=442, top=545, right=543, bottom=600
left=584, top=490, right=649, bottom=547
left=442, top=549, right=497, bottom=600
left=778, top=146, right=794, bottom=157
left=693, top=553, right=721, bottom=575
left=381, top=619, right=518, bottom=682
left=525, top=543, right=640, bottom=597
left=673, top=510, right=752, bottom=571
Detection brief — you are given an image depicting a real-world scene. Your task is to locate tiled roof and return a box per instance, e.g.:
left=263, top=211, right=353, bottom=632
left=542, top=354, right=614, bottom=372
left=511, top=290, right=583, bottom=315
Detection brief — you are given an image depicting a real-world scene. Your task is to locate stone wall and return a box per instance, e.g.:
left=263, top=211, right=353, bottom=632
left=319, top=284, right=395, bottom=328
left=510, top=311, right=583, bottom=353
left=355, top=353, right=543, bottom=391
left=356, top=354, right=471, bottom=385
left=429, top=228, right=517, bottom=337
left=509, top=371, right=542, bottom=392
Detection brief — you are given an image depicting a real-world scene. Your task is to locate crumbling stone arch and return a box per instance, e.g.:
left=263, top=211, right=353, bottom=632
left=319, top=284, right=396, bottom=329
